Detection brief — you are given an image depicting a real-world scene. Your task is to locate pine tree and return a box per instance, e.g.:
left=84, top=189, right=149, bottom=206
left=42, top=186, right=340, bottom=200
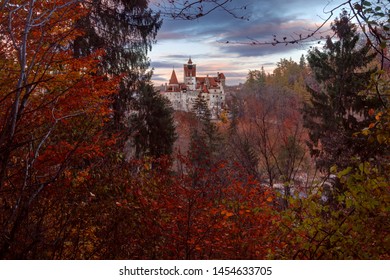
left=303, top=10, right=381, bottom=171
left=73, top=0, right=162, bottom=130
left=131, top=83, right=177, bottom=158
left=299, top=54, right=306, bottom=69
left=189, top=96, right=221, bottom=167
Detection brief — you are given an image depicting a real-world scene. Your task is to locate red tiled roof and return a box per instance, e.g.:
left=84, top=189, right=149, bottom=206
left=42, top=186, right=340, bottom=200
left=169, top=69, right=179, bottom=85
left=209, top=77, right=218, bottom=87
left=196, top=77, right=205, bottom=83
left=202, top=84, right=209, bottom=93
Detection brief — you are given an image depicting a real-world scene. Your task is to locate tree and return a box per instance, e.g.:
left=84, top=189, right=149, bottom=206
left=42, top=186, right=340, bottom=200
left=244, top=68, right=266, bottom=93
left=0, top=0, right=117, bottom=259
left=103, top=156, right=280, bottom=259
left=303, top=10, right=381, bottom=171
left=276, top=153, right=389, bottom=259
left=131, top=83, right=177, bottom=158
left=227, top=59, right=307, bottom=188
left=299, top=54, right=306, bottom=68
left=73, top=0, right=162, bottom=131
left=268, top=58, right=309, bottom=96
left=275, top=5, right=390, bottom=260
left=189, top=96, right=222, bottom=168
left=272, top=58, right=302, bottom=86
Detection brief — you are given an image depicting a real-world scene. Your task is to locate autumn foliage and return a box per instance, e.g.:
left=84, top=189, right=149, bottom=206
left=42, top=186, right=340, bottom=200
left=0, top=1, right=118, bottom=258
left=0, top=0, right=389, bottom=260
left=64, top=155, right=280, bottom=260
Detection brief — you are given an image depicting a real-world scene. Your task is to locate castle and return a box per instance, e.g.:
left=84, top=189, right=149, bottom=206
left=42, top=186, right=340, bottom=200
left=160, top=58, right=226, bottom=118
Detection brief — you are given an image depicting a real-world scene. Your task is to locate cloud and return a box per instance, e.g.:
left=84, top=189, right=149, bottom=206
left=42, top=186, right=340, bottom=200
left=150, top=0, right=334, bottom=85
left=155, top=5, right=327, bottom=58
left=150, top=74, right=166, bottom=82
left=218, top=43, right=293, bottom=57
left=150, top=61, right=182, bottom=69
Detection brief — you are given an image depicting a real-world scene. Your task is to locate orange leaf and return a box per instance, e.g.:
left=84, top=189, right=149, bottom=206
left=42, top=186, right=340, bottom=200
left=225, top=212, right=234, bottom=218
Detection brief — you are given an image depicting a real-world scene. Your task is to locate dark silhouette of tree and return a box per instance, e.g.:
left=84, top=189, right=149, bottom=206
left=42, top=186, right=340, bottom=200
left=189, top=96, right=222, bottom=169
left=73, top=0, right=162, bottom=131
left=303, top=10, right=381, bottom=171
left=131, top=83, right=177, bottom=158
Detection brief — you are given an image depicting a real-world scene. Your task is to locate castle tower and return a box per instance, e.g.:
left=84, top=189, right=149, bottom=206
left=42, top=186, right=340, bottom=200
left=169, top=69, right=179, bottom=84
left=183, top=57, right=196, bottom=90
left=218, top=72, right=226, bottom=88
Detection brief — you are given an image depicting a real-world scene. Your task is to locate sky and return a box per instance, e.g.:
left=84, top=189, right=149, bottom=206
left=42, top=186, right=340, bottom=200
left=148, top=0, right=343, bottom=86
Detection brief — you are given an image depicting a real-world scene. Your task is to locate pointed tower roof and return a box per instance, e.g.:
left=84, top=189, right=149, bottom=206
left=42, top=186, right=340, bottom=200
left=169, top=69, right=179, bottom=85
left=188, top=57, right=193, bottom=64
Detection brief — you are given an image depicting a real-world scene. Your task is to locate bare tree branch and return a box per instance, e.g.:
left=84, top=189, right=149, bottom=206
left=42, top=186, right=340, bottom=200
left=153, top=0, right=249, bottom=20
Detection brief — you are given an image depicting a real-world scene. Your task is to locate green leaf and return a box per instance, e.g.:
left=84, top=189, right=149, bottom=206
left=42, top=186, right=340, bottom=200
left=363, top=1, right=372, bottom=6
left=330, top=165, right=338, bottom=173
left=374, top=12, right=385, bottom=17
left=338, top=167, right=353, bottom=177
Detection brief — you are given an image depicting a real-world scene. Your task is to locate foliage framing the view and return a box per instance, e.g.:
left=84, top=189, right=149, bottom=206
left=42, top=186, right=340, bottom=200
left=0, top=0, right=388, bottom=260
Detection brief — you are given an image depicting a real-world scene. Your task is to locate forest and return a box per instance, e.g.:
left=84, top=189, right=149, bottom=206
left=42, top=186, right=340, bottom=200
left=0, top=0, right=388, bottom=259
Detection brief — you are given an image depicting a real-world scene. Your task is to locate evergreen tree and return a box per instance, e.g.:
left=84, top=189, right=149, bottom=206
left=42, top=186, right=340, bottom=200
left=73, top=0, right=162, bottom=130
left=189, top=96, right=221, bottom=167
left=303, top=10, right=381, bottom=171
left=131, top=83, right=177, bottom=158
left=299, top=54, right=306, bottom=69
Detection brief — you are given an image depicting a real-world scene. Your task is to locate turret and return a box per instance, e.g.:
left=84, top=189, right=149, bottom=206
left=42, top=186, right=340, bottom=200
left=183, top=57, right=196, bottom=90
left=169, top=69, right=179, bottom=85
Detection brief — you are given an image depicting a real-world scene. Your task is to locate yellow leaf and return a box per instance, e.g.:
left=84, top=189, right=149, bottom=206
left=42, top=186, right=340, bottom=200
left=377, top=134, right=385, bottom=144
left=375, top=112, right=383, bottom=121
